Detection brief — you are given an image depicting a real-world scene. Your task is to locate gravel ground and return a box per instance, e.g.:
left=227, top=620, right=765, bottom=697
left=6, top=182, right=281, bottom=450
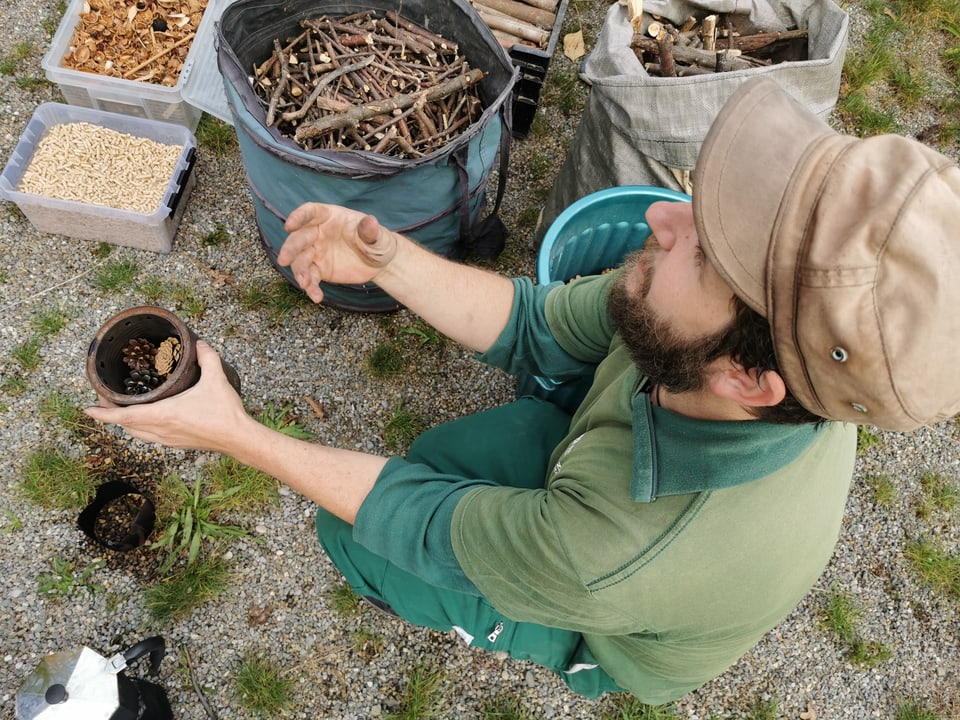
left=1, top=0, right=959, bottom=718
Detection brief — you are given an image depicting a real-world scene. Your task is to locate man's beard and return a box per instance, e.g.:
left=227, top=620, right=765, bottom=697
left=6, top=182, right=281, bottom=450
left=608, top=247, right=731, bottom=394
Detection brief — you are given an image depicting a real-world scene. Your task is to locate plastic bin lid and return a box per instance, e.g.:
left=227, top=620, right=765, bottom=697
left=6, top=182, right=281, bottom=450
left=181, top=0, right=235, bottom=124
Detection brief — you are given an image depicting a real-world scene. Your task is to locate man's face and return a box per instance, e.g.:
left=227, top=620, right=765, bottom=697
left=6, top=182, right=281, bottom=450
left=608, top=201, right=738, bottom=393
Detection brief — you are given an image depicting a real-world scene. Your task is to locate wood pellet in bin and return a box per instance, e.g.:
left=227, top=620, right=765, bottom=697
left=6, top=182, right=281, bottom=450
left=0, top=103, right=197, bottom=252
left=18, top=122, right=181, bottom=213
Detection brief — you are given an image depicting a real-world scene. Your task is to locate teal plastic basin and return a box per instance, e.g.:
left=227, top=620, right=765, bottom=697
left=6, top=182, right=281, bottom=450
left=521, top=186, right=691, bottom=408
left=537, top=185, right=691, bottom=284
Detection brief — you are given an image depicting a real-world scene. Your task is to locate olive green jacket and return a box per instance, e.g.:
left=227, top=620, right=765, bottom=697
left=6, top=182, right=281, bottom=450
left=357, top=273, right=856, bottom=702
left=451, top=274, right=856, bottom=702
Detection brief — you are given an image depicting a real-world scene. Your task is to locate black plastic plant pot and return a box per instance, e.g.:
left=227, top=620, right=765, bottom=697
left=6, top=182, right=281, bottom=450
left=87, top=305, right=241, bottom=406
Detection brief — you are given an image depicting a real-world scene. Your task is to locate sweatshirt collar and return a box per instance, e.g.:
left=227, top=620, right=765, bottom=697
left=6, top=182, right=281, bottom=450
left=630, top=383, right=821, bottom=502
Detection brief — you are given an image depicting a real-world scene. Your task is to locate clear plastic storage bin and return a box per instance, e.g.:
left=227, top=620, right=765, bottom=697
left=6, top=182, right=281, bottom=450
left=0, top=103, right=197, bottom=254
left=40, top=0, right=224, bottom=129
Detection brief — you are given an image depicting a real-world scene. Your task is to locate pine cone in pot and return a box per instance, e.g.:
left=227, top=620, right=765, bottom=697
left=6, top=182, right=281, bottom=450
left=122, top=338, right=157, bottom=371
left=124, top=368, right=163, bottom=395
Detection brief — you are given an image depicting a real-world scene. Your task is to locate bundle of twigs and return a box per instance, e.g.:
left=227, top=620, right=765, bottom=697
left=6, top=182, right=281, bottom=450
left=631, top=14, right=808, bottom=77
left=249, top=11, right=486, bottom=157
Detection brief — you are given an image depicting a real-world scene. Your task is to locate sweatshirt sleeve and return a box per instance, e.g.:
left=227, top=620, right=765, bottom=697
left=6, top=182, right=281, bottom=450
left=476, top=274, right=617, bottom=382
left=352, top=456, right=491, bottom=595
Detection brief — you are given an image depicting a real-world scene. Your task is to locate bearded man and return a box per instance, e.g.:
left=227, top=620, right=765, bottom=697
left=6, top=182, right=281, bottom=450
left=86, top=77, right=960, bottom=703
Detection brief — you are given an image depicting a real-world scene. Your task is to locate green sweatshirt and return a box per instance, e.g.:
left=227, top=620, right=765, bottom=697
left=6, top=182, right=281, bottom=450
left=355, top=273, right=856, bottom=703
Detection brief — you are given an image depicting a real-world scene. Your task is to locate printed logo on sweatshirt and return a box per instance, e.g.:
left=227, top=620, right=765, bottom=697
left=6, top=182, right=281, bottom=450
left=552, top=433, right=585, bottom=476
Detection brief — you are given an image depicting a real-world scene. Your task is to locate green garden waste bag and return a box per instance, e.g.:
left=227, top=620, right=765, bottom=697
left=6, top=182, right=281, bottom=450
left=217, top=0, right=518, bottom=311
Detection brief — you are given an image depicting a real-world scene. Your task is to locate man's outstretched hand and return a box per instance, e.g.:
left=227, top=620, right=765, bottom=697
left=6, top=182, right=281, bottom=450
left=278, top=203, right=400, bottom=304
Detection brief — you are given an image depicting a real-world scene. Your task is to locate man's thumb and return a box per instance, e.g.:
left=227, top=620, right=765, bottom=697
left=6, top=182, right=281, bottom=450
left=357, top=214, right=381, bottom=246
left=195, top=340, right=220, bottom=368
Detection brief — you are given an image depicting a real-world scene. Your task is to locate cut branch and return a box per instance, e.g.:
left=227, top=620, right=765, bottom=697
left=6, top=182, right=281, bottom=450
left=474, top=6, right=550, bottom=45
left=632, top=35, right=768, bottom=71
left=295, top=68, right=484, bottom=142
left=474, top=0, right=557, bottom=28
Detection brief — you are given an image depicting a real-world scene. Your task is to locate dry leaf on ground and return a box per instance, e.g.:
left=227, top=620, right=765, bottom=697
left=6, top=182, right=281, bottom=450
left=564, top=29, right=586, bottom=60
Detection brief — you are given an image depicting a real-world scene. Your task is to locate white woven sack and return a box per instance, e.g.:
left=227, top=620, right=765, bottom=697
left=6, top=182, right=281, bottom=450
left=536, top=0, right=848, bottom=242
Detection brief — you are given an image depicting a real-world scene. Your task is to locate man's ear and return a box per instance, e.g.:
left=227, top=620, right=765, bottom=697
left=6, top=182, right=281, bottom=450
left=708, top=361, right=786, bottom=408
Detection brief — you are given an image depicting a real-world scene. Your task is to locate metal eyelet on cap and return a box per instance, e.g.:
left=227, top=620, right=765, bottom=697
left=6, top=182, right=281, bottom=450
left=831, top=347, right=849, bottom=362
left=850, top=402, right=868, bottom=413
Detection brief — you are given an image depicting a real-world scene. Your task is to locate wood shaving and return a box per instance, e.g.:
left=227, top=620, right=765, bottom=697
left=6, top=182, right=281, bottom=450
left=61, top=0, right=208, bottom=86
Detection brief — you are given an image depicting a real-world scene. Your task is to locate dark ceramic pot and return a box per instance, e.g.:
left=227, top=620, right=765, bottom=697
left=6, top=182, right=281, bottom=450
left=87, top=306, right=241, bottom=406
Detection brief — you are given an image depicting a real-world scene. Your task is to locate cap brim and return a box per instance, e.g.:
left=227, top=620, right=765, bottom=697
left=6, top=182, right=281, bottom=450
left=692, top=76, right=837, bottom=317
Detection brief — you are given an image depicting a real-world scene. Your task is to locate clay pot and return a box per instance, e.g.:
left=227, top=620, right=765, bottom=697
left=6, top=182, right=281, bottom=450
left=87, top=306, right=241, bottom=406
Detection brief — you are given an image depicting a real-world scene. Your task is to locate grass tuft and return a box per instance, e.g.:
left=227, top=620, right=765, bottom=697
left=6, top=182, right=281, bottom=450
left=905, top=537, right=960, bottom=601
left=21, top=447, right=100, bottom=509
left=153, top=474, right=248, bottom=574
left=31, top=306, right=69, bottom=337
left=895, top=698, right=940, bottom=720
left=239, top=278, right=311, bottom=325
left=865, top=473, right=897, bottom=508
left=39, top=391, right=91, bottom=439
left=256, top=401, right=313, bottom=439
left=822, top=587, right=861, bottom=643
left=234, top=653, right=295, bottom=716
left=384, top=663, right=447, bottom=720
left=196, top=113, right=238, bottom=155
left=600, top=694, right=677, bottom=719
left=205, top=458, right=278, bottom=512
left=367, top=341, right=406, bottom=376
left=351, top=628, right=385, bottom=658
left=12, top=337, right=42, bottom=371
left=37, top=556, right=105, bottom=598
left=856, top=425, right=883, bottom=452
left=821, top=587, right=893, bottom=667
left=328, top=581, right=361, bottom=617
left=1, top=509, right=23, bottom=534
left=94, top=258, right=140, bottom=292
left=482, top=692, right=538, bottom=720
left=143, top=553, right=230, bottom=622
left=916, top=471, right=959, bottom=519
left=0, top=40, right=32, bottom=75
left=203, top=222, right=231, bottom=246
left=383, top=401, right=427, bottom=453
left=2, top=374, right=28, bottom=396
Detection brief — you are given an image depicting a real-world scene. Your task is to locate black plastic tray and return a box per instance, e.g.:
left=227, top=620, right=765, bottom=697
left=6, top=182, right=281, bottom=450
left=505, top=0, right=570, bottom=137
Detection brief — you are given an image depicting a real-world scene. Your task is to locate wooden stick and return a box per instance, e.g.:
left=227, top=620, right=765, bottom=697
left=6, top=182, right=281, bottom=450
left=516, top=0, right=556, bottom=11
left=728, top=28, right=808, bottom=53
left=624, top=0, right=643, bottom=34
left=644, top=62, right=716, bottom=76
left=295, top=68, right=484, bottom=141
left=375, top=20, right=437, bottom=58
left=701, top=14, right=716, bottom=51
left=385, top=10, right=459, bottom=54
left=281, top=55, right=376, bottom=122
left=657, top=33, right=676, bottom=76
left=632, top=35, right=766, bottom=71
left=474, top=0, right=557, bottom=28
left=474, top=6, right=550, bottom=45
left=123, top=32, right=195, bottom=78
left=492, top=28, right=528, bottom=48
left=266, top=39, right=290, bottom=126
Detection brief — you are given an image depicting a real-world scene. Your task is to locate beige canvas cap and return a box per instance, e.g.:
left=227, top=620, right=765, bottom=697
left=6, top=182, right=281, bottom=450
left=693, top=76, right=960, bottom=431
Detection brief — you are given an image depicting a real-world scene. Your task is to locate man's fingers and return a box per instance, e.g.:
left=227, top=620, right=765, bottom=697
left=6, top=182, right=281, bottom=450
left=283, top=202, right=327, bottom=232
